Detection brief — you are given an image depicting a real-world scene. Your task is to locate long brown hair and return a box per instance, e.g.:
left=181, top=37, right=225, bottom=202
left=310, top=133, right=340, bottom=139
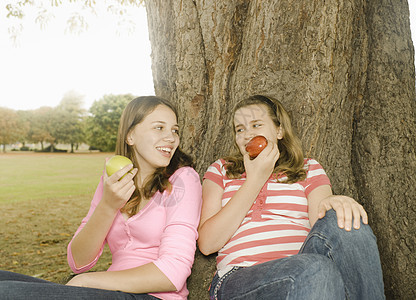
left=225, top=95, right=306, bottom=183
left=115, top=96, right=193, bottom=217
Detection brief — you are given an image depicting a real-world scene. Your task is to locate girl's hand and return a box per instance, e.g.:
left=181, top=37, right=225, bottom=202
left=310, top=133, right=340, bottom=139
left=66, top=274, right=87, bottom=287
left=318, top=195, right=368, bottom=231
left=244, top=140, right=280, bottom=184
left=101, top=164, right=138, bottom=212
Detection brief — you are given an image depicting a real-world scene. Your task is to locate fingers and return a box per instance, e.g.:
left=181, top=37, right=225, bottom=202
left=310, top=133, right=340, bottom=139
left=114, top=167, right=137, bottom=199
left=317, top=199, right=346, bottom=229
left=115, top=179, right=136, bottom=201
left=118, top=167, right=137, bottom=184
left=107, top=164, right=135, bottom=183
left=352, top=203, right=368, bottom=229
left=341, top=198, right=367, bottom=231
left=102, top=165, right=137, bottom=211
left=259, top=140, right=280, bottom=163
left=242, top=152, right=251, bottom=164
left=319, top=196, right=368, bottom=231
left=359, top=205, right=368, bottom=224
left=318, top=200, right=331, bottom=219
left=335, top=201, right=347, bottom=230
left=352, top=204, right=361, bottom=230
left=332, top=197, right=353, bottom=230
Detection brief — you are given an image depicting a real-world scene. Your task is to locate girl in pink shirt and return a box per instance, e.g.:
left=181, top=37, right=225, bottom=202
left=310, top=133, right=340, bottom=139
left=0, top=96, right=202, bottom=300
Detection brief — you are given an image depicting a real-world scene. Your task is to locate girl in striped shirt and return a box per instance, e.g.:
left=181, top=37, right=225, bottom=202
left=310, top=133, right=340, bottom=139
left=198, top=95, right=385, bottom=300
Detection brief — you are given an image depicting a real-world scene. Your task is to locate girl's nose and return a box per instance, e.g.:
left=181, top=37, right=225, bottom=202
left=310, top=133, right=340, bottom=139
left=164, top=131, right=176, bottom=142
left=244, top=128, right=255, bottom=141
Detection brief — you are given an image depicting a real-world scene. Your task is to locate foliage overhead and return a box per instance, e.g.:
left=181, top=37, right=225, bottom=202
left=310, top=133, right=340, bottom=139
left=5, top=0, right=144, bottom=45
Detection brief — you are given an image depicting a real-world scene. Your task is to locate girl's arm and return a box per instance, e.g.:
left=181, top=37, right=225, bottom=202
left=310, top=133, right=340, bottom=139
left=66, top=263, right=176, bottom=293
left=198, top=176, right=265, bottom=255
left=198, top=142, right=280, bottom=255
left=69, top=164, right=137, bottom=269
left=307, top=184, right=368, bottom=230
left=69, top=166, right=202, bottom=293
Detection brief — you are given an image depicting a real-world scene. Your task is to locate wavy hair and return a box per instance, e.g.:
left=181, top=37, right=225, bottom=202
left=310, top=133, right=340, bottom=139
left=115, top=96, right=193, bottom=217
left=225, top=95, right=306, bottom=183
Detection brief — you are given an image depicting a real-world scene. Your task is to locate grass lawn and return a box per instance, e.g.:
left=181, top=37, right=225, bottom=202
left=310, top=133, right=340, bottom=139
left=0, top=152, right=113, bottom=283
left=0, top=152, right=110, bottom=203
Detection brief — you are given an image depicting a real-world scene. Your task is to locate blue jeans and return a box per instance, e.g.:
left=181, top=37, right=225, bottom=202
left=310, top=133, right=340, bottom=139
left=0, top=270, right=159, bottom=300
left=209, top=209, right=385, bottom=300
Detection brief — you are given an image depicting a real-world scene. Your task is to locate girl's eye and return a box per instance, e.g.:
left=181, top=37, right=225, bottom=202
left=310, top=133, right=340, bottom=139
left=155, top=126, right=163, bottom=130
left=253, top=123, right=261, bottom=128
left=235, top=128, right=244, bottom=133
left=172, top=129, right=179, bottom=134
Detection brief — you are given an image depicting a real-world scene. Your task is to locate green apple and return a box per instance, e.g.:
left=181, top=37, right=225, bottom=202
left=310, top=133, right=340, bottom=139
left=106, top=155, right=133, bottom=177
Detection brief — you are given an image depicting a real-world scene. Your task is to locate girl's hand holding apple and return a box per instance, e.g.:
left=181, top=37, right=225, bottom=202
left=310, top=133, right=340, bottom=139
left=244, top=140, right=280, bottom=184
left=102, top=163, right=138, bottom=213
left=245, top=136, right=268, bottom=159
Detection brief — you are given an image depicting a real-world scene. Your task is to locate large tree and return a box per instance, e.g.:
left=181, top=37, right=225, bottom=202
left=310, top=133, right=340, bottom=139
left=144, top=0, right=416, bottom=299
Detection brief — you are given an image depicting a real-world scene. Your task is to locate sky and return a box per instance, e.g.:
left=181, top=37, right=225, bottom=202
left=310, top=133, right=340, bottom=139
left=0, top=3, right=415, bottom=112
left=0, top=2, right=154, bottom=111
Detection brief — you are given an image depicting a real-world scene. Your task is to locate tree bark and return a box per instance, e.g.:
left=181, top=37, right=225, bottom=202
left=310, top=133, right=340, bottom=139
left=352, top=1, right=416, bottom=298
left=145, top=0, right=416, bottom=299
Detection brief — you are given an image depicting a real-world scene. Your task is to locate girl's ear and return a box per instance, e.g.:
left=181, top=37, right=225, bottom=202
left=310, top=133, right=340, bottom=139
left=277, top=126, right=284, bottom=140
left=126, top=132, right=134, bottom=146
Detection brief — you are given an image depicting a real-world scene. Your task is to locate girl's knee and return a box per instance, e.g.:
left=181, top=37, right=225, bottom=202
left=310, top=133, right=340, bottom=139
left=317, top=209, right=377, bottom=241
left=292, top=255, right=345, bottom=299
left=298, top=254, right=339, bottom=277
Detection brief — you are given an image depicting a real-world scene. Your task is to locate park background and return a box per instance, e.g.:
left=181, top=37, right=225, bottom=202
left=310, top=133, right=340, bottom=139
left=1, top=1, right=416, bottom=299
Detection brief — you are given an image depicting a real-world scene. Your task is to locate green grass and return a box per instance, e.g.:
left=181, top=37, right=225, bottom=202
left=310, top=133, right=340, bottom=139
left=0, top=152, right=111, bottom=203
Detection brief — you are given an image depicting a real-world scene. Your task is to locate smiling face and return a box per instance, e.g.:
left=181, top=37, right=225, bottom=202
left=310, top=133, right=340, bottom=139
left=127, top=104, right=180, bottom=178
left=234, top=104, right=283, bottom=155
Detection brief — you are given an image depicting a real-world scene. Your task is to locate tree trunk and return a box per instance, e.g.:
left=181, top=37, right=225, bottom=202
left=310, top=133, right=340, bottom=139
left=145, top=0, right=416, bottom=299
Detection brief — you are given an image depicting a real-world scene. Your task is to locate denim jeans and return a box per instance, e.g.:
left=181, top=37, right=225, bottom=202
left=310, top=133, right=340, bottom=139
left=0, top=270, right=159, bottom=300
left=209, top=209, right=385, bottom=300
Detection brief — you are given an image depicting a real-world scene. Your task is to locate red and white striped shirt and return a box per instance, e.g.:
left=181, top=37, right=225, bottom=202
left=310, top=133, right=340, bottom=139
left=203, top=158, right=331, bottom=277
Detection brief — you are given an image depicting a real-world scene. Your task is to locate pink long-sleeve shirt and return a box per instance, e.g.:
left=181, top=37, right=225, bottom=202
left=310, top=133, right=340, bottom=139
left=67, top=167, right=202, bottom=300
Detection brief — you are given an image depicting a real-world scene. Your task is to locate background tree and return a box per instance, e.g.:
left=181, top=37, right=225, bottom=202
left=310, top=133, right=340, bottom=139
left=27, top=107, right=56, bottom=151
left=0, top=107, right=20, bottom=152
left=54, top=91, right=87, bottom=153
left=86, top=94, right=134, bottom=152
left=15, top=110, right=31, bottom=149
left=144, top=0, right=416, bottom=299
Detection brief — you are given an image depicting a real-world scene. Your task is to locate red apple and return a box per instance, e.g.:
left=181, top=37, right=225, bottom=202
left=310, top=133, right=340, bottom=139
left=245, top=136, right=268, bottom=159
left=106, top=155, right=133, bottom=177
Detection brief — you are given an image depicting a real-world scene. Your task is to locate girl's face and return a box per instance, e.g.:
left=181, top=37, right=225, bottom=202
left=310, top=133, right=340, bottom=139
left=234, top=104, right=283, bottom=155
left=127, top=105, right=180, bottom=176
